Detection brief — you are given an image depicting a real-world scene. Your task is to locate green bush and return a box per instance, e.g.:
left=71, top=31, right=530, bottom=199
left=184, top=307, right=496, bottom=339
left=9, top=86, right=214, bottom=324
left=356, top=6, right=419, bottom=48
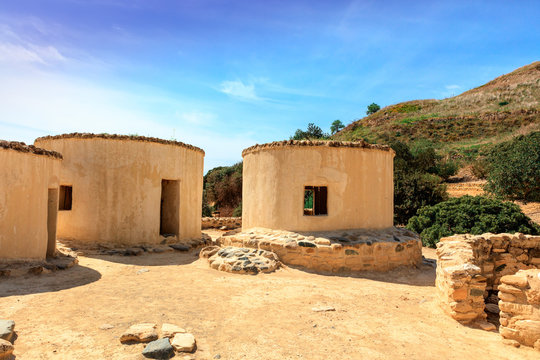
left=232, top=202, right=242, bottom=217
left=406, top=196, right=540, bottom=247
left=391, top=140, right=448, bottom=225
left=204, top=162, right=243, bottom=215
left=484, top=132, right=540, bottom=201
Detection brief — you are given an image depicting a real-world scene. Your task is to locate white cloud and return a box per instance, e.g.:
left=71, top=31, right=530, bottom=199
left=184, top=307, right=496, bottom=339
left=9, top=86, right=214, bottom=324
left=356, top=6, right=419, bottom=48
left=0, top=68, right=254, bottom=172
left=445, top=84, right=461, bottom=90
left=219, top=80, right=259, bottom=101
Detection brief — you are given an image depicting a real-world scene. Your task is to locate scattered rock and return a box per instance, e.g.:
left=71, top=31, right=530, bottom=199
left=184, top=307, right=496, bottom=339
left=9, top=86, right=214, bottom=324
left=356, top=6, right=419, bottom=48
left=171, top=332, right=196, bottom=352
left=312, top=306, right=336, bottom=312
left=99, top=324, right=114, bottom=330
left=0, top=339, right=14, bottom=358
left=161, top=323, right=186, bottom=338
left=170, top=244, right=190, bottom=252
left=124, top=247, right=144, bottom=256
left=120, top=323, right=158, bottom=343
left=142, top=338, right=174, bottom=359
left=0, top=320, right=15, bottom=342
left=214, top=355, right=222, bottom=359
left=476, top=321, right=496, bottom=331
left=502, top=339, right=521, bottom=348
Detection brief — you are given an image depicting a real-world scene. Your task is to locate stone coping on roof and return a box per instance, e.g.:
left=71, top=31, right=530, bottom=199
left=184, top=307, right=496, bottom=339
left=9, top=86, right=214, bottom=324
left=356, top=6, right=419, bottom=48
left=242, top=140, right=393, bottom=157
left=35, top=133, right=205, bottom=155
left=0, top=140, right=63, bottom=159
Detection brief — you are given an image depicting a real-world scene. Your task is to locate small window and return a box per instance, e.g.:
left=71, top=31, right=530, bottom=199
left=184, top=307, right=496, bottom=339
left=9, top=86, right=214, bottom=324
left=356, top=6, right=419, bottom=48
left=304, top=186, right=327, bottom=216
left=59, top=185, right=72, bottom=211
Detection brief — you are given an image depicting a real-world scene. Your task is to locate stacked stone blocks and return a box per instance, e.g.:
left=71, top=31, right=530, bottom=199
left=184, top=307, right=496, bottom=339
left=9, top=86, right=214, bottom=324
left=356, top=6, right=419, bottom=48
left=218, top=227, right=422, bottom=272
left=436, top=233, right=540, bottom=350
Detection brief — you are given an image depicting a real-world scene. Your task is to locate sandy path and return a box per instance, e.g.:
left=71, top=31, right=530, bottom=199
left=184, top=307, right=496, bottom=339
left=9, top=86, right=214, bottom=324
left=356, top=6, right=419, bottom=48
left=0, top=245, right=537, bottom=359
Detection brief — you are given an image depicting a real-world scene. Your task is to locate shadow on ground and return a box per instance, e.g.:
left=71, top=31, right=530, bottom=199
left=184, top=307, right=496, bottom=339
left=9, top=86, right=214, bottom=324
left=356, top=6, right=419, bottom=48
left=284, top=260, right=437, bottom=287
left=0, top=264, right=101, bottom=297
left=83, top=250, right=201, bottom=267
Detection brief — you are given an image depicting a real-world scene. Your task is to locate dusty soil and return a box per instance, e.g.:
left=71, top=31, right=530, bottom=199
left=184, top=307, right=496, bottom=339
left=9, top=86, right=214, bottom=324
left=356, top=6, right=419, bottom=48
left=1, top=233, right=538, bottom=359
left=447, top=180, right=540, bottom=224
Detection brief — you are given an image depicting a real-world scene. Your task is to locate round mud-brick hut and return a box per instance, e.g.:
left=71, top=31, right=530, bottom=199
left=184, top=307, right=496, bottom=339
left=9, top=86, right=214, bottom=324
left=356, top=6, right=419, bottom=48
left=0, top=141, right=62, bottom=261
left=34, top=133, right=204, bottom=246
left=241, top=140, right=395, bottom=232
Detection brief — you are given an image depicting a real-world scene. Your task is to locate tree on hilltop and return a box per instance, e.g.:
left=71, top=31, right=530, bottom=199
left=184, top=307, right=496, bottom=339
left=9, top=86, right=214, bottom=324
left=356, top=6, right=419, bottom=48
left=366, top=103, right=381, bottom=115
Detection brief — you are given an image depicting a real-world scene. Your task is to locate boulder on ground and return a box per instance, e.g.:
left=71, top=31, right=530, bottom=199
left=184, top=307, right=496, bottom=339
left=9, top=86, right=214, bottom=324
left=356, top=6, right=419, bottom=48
left=0, top=320, right=15, bottom=342
left=142, top=338, right=174, bottom=359
left=0, top=339, right=14, bottom=358
left=120, top=323, right=158, bottom=343
left=171, top=332, right=196, bottom=352
left=161, top=323, right=186, bottom=338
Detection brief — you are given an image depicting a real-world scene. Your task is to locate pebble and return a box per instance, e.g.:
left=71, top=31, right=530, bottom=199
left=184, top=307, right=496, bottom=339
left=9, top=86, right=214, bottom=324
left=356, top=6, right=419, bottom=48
left=312, top=306, right=336, bottom=312
left=137, top=269, right=150, bottom=275
left=99, top=324, right=114, bottom=330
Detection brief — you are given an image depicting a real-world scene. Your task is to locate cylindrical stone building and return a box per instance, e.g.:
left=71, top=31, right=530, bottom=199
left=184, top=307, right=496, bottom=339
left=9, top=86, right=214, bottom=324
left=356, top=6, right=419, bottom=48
left=241, top=140, right=394, bottom=232
left=35, top=133, right=204, bottom=246
left=0, top=141, right=62, bottom=260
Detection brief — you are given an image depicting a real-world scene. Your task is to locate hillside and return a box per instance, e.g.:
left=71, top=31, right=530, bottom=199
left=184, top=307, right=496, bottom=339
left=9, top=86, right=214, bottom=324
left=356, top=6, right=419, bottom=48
left=334, top=61, right=540, bottom=158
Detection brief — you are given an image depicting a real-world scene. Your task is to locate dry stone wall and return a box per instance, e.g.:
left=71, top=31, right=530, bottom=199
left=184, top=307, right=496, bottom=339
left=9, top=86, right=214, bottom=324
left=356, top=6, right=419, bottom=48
left=218, top=227, right=422, bottom=272
left=499, top=269, right=540, bottom=350
left=436, top=233, right=540, bottom=333
left=201, top=217, right=242, bottom=230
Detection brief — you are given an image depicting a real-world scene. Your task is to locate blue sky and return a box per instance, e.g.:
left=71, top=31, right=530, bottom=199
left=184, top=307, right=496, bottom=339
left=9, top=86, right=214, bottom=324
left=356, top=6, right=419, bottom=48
left=1, top=0, right=539, bottom=171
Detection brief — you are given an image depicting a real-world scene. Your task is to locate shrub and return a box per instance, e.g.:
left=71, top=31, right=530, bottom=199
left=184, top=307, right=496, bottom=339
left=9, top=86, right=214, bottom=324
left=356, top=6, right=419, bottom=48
left=232, top=202, right=242, bottom=217
left=484, top=132, right=540, bottom=201
left=204, top=162, right=243, bottom=216
left=406, top=196, right=540, bottom=247
left=391, top=140, right=448, bottom=225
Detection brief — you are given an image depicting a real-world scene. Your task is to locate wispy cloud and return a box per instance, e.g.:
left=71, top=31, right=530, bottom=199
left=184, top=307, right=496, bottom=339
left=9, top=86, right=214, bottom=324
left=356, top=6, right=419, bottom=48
left=0, top=42, right=66, bottom=64
left=175, top=111, right=216, bottom=126
left=219, top=80, right=259, bottom=101
left=445, top=84, right=461, bottom=90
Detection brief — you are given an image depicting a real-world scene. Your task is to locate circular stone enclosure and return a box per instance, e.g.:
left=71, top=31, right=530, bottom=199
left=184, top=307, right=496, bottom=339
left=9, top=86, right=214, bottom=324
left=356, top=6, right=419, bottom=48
left=0, top=141, right=62, bottom=260
left=242, top=140, right=395, bottom=232
left=35, top=134, right=204, bottom=246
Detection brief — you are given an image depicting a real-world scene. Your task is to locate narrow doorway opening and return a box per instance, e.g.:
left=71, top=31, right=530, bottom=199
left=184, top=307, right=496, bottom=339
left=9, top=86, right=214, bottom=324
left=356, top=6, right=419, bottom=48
left=303, top=186, right=328, bottom=216
left=47, top=188, right=59, bottom=257
left=160, top=179, right=180, bottom=236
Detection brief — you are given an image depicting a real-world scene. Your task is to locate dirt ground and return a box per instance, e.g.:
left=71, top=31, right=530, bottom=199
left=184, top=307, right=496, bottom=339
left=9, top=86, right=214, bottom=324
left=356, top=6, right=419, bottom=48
left=1, top=232, right=538, bottom=359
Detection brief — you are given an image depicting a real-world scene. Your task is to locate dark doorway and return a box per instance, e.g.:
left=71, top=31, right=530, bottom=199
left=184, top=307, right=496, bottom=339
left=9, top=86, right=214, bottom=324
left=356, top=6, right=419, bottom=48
left=160, top=179, right=180, bottom=236
left=47, top=188, right=59, bottom=257
left=304, top=186, right=328, bottom=216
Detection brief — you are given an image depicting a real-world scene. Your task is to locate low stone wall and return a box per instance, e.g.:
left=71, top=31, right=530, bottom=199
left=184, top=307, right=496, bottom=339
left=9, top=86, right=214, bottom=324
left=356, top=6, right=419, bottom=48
left=201, top=217, right=241, bottom=230
left=217, top=227, right=422, bottom=272
left=436, top=233, right=540, bottom=325
left=499, top=269, right=540, bottom=350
